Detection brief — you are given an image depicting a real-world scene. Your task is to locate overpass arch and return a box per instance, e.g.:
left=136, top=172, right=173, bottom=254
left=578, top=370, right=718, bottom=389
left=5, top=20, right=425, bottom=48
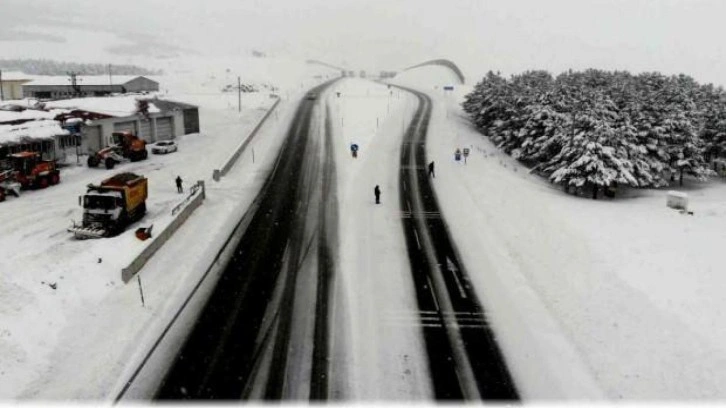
left=402, top=59, right=466, bottom=84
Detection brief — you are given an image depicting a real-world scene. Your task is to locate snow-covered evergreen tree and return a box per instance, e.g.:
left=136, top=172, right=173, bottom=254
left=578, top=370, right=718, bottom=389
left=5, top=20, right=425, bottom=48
left=462, top=68, right=726, bottom=196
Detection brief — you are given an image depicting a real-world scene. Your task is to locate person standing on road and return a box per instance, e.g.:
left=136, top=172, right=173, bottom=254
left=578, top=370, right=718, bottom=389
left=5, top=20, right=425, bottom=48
left=428, top=161, right=435, bottom=178
left=176, top=175, right=183, bottom=193
left=374, top=185, right=381, bottom=204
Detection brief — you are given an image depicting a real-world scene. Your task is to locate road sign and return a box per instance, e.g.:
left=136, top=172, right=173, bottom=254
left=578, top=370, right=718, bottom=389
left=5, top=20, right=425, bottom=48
left=351, top=144, right=359, bottom=152
left=443, top=86, right=455, bottom=91
left=463, top=148, right=470, bottom=157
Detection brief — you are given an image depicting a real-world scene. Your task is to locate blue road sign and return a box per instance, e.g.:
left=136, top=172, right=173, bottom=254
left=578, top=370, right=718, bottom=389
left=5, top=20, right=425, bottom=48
left=351, top=144, right=359, bottom=152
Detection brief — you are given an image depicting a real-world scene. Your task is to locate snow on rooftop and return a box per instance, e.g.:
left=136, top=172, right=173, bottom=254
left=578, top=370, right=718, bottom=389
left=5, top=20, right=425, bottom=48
left=0, top=109, right=57, bottom=123
left=44, top=95, right=161, bottom=117
left=24, top=75, right=153, bottom=87
left=0, top=119, right=68, bottom=144
left=0, top=71, right=33, bottom=81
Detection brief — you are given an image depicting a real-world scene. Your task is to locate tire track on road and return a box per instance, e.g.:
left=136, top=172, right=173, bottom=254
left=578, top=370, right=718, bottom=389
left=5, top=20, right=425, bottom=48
left=396, top=85, right=519, bottom=401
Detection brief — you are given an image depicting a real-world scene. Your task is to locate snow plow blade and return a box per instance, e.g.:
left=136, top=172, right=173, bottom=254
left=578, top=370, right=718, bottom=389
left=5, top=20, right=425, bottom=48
left=68, top=225, right=108, bottom=239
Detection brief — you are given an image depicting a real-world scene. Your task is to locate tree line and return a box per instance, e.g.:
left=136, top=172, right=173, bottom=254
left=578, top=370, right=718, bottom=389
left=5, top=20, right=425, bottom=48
left=0, top=59, right=161, bottom=76
left=462, top=69, right=726, bottom=198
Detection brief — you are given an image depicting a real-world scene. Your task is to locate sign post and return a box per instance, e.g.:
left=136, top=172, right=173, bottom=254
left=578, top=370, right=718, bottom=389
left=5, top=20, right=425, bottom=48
left=463, top=147, right=470, bottom=164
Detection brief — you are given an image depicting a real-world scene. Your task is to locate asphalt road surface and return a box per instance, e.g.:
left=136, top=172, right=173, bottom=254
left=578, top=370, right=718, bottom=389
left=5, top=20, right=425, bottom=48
left=154, top=80, right=517, bottom=402
left=155, top=80, right=339, bottom=400
left=396, top=85, right=519, bottom=401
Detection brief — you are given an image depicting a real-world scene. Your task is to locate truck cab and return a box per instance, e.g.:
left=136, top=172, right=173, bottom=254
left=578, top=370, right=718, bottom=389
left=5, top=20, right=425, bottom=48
left=69, top=172, right=148, bottom=238
left=9, top=151, right=60, bottom=189
left=80, top=190, right=124, bottom=231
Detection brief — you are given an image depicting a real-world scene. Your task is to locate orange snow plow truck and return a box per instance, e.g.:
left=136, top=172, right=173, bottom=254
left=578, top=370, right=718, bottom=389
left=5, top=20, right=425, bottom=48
left=87, top=131, right=148, bottom=169
left=0, top=151, right=60, bottom=202
left=68, top=172, right=148, bottom=238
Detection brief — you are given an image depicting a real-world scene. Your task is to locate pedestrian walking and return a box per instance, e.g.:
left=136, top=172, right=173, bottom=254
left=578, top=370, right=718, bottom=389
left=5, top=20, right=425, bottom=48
left=428, top=161, right=435, bottom=178
left=374, top=185, right=381, bottom=204
left=176, top=175, right=183, bottom=193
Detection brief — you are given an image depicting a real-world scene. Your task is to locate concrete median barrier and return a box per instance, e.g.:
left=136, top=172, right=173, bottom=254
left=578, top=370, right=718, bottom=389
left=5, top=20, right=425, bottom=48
left=121, top=180, right=206, bottom=283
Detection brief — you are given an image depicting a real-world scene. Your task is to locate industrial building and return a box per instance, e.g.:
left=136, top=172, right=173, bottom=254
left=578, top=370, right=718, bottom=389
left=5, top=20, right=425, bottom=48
left=22, top=75, right=159, bottom=100
left=0, top=71, right=32, bottom=101
left=47, top=96, right=199, bottom=154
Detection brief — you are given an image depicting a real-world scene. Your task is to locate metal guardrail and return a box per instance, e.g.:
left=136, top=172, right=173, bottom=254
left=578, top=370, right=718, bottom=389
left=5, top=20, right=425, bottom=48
left=171, top=182, right=203, bottom=216
left=213, top=97, right=281, bottom=181
left=121, top=180, right=206, bottom=283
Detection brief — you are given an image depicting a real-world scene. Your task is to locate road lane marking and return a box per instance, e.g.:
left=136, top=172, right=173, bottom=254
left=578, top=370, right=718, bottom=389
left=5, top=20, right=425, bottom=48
left=446, top=257, right=468, bottom=299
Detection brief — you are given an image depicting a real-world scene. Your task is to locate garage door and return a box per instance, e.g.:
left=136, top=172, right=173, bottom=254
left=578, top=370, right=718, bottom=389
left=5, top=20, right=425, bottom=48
left=139, top=119, right=153, bottom=142
left=113, top=121, right=137, bottom=134
left=83, top=125, right=103, bottom=152
left=155, top=117, right=174, bottom=140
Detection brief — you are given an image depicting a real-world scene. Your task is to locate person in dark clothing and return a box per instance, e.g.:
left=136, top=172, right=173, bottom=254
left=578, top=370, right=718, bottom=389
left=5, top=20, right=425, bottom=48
left=428, top=161, right=435, bottom=178
left=176, top=176, right=183, bottom=193
left=374, top=185, right=381, bottom=204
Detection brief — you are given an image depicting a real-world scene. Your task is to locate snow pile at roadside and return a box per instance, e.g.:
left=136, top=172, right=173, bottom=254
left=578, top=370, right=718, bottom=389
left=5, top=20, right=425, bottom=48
left=394, top=67, right=726, bottom=400
left=0, top=119, right=69, bottom=143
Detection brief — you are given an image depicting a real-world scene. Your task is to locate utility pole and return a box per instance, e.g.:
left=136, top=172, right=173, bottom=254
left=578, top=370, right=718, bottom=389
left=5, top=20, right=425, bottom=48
left=0, top=69, right=4, bottom=101
left=108, top=64, right=113, bottom=85
left=67, top=71, right=82, bottom=97
left=238, top=76, right=242, bottom=113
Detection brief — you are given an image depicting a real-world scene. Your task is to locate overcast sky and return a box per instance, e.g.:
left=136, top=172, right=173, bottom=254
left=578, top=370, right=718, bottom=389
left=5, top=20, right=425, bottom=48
left=2, top=0, right=726, bottom=86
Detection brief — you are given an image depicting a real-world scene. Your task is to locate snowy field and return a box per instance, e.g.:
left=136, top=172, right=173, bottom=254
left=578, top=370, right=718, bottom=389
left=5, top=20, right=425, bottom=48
left=395, top=66, right=726, bottom=400
left=0, top=59, right=333, bottom=399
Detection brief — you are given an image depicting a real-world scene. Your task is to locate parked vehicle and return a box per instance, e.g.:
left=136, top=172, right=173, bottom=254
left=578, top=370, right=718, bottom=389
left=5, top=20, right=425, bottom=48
left=0, top=151, right=60, bottom=201
left=87, top=131, right=148, bottom=169
left=68, top=172, right=148, bottom=238
left=151, top=140, right=178, bottom=155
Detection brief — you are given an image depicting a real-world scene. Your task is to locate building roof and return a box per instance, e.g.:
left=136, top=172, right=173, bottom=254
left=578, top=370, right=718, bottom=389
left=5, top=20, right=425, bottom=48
left=0, top=109, right=57, bottom=124
left=0, top=119, right=69, bottom=145
left=43, top=96, right=196, bottom=118
left=151, top=99, right=198, bottom=111
left=23, top=75, right=157, bottom=87
left=0, top=71, right=33, bottom=81
left=44, top=95, right=161, bottom=118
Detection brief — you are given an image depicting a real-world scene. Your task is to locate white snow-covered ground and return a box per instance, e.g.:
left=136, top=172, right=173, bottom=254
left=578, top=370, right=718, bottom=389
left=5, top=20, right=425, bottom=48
left=0, top=59, right=335, bottom=399
left=5, top=57, right=726, bottom=402
left=326, top=79, right=432, bottom=399
left=395, top=66, right=726, bottom=400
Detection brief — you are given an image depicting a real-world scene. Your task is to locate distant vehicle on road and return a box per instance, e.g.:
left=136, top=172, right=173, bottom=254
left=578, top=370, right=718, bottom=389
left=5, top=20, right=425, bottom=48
left=151, top=140, right=178, bottom=155
left=306, top=92, right=318, bottom=100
